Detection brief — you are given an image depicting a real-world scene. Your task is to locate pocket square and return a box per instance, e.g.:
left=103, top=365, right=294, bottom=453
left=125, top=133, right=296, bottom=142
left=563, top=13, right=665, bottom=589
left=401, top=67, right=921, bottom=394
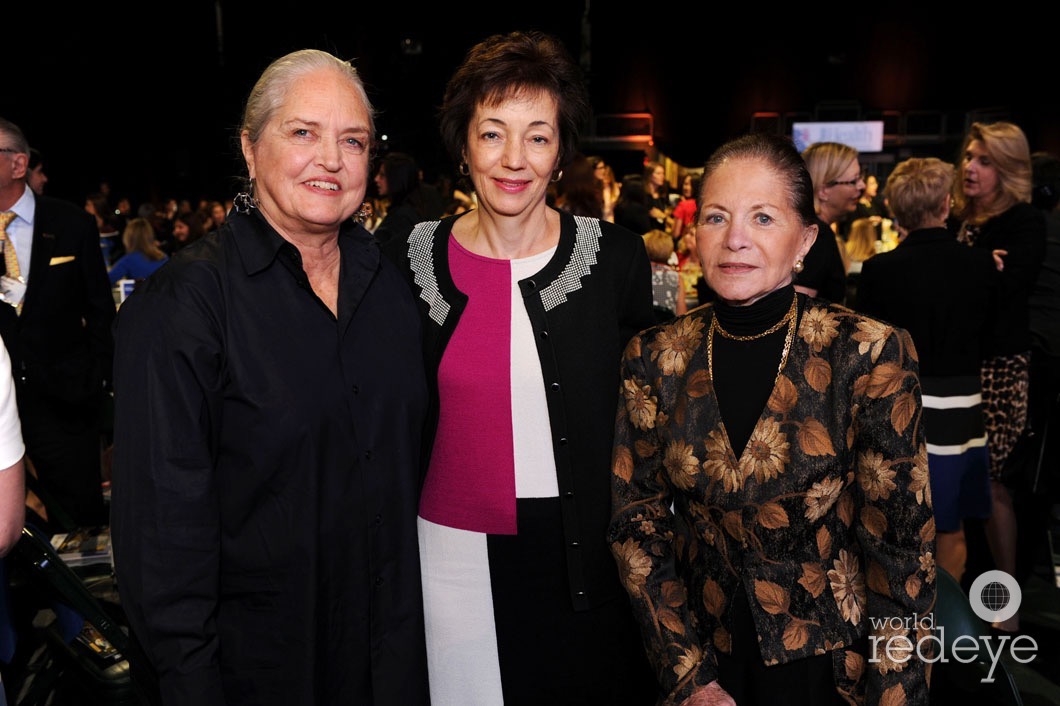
left=49, top=256, right=76, bottom=265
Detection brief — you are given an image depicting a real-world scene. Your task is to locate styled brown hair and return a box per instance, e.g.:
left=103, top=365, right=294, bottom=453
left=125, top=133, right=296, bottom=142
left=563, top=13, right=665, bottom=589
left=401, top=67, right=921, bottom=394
left=438, top=31, right=590, bottom=171
left=704, top=133, right=817, bottom=228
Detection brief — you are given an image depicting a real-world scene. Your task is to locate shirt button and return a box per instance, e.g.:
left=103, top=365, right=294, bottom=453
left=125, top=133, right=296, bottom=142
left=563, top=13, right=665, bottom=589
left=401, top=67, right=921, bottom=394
left=550, top=382, right=560, bottom=391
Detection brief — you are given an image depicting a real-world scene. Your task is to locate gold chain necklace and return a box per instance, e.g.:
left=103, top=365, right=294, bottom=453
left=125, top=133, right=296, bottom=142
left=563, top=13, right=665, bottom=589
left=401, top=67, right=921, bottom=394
left=712, top=293, right=798, bottom=341
left=708, top=293, right=799, bottom=388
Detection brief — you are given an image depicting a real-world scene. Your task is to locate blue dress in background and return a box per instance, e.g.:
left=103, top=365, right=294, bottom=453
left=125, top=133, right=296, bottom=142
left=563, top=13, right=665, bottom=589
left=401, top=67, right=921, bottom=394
left=108, top=251, right=168, bottom=285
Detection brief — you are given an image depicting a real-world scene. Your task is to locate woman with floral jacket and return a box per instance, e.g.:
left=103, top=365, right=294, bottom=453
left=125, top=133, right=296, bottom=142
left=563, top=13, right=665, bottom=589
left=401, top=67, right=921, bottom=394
left=609, top=133, right=936, bottom=706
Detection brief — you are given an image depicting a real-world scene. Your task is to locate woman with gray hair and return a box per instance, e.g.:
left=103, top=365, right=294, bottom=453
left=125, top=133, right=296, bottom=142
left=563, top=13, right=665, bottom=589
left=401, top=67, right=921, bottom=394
left=111, top=49, right=430, bottom=705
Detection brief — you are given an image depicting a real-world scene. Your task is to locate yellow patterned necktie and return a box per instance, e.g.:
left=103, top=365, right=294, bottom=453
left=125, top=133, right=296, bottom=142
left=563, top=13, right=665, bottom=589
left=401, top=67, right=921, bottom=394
left=0, top=211, right=21, bottom=281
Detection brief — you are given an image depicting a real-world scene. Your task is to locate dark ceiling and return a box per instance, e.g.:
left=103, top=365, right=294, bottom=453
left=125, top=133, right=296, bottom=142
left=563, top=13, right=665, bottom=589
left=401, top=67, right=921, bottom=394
left=8, top=3, right=1059, bottom=206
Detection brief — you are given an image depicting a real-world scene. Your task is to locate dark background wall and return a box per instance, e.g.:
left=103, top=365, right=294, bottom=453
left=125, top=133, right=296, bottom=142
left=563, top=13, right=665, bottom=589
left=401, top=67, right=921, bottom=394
left=7, top=2, right=1059, bottom=206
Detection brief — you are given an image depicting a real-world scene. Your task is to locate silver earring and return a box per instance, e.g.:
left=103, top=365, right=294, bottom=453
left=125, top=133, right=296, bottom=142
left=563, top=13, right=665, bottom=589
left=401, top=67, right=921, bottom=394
left=233, top=178, right=258, bottom=213
left=551, top=169, right=564, bottom=183
left=458, top=162, right=470, bottom=176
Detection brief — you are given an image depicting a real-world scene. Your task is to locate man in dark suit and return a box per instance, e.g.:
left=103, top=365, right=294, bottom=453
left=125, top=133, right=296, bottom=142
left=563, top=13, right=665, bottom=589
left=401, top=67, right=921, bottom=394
left=0, top=117, right=115, bottom=530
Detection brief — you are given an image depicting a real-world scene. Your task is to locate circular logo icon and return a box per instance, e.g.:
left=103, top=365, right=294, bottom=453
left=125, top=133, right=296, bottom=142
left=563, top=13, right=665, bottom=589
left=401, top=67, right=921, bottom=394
left=968, top=570, right=1021, bottom=624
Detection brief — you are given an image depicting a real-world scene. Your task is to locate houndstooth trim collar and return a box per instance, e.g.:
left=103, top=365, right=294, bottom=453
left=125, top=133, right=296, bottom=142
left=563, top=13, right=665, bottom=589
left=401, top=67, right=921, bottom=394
left=405, top=215, right=603, bottom=323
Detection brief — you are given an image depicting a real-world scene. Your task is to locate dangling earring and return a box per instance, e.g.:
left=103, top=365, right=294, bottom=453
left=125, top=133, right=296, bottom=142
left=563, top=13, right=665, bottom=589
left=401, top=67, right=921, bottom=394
left=550, top=169, right=564, bottom=183
left=232, top=178, right=259, bottom=213
left=458, top=162, right=470, bottom=176
left=792, top=259, right=805, bottom=274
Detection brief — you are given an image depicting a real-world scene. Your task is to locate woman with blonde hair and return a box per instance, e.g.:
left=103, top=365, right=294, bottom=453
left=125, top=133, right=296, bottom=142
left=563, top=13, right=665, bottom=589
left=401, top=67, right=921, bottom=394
left=949, top=121, right=1046, bottom=631
left=107, top=216, right=169, bottom=285
left=845, top=216, right=878, bottom=267
left=798, top=141, right=859, bottom=304
left=841, top=216, right=878, bottom=304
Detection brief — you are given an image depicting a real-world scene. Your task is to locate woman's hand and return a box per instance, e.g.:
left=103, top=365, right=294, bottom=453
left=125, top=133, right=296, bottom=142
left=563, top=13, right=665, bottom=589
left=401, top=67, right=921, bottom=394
left=679, top=681, right=736, bottom=706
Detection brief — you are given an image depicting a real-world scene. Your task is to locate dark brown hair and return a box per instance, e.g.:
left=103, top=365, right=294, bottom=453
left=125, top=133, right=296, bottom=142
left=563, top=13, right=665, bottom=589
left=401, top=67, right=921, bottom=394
left=438, top=31, right=590, bottom=171
left=702, top=133, right=817, bottom=228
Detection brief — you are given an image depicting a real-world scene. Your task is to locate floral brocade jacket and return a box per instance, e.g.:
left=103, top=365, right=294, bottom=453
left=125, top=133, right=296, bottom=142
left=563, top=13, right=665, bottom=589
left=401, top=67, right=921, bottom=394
left=609, top=297, right=936, bottom=706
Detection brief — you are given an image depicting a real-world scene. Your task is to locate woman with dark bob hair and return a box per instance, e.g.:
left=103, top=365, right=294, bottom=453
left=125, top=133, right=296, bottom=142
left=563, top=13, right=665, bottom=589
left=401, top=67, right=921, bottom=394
left=382, top=30, right=658, bottom=706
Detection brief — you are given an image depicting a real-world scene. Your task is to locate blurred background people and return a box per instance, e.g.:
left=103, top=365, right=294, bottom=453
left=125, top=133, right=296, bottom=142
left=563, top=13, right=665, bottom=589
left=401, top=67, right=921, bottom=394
left=670, top=172, right=700, bottom=243
left=588, top=155, right=620, bottom=223
left=107, top=216, right=168, bottom=286
left=113, top=195, right=132, bottom=235
left=948, top=121, right=1046, bottom=632
left=110, top=49, right=430, bottom=705
left=85, top=191, right=123, bottom=268
left=553, top=153, right=604, bottom=219
left=372, top=151, right=445, bottom=246
left=799, top=141, right=861, bottom=304
left=613, top=173, right=655, bottom=235
left=202, top=199, right=227, bottom=233
left=26, top=148, right=46, bottom=196
left=841, top=216, right=879, bottom=304
left=839, top=171, right=886, bottom=239
left=162, top=210, right=206, bottom=254
left=642, top=228, right=685, bottom=321
left=610, top=132, right=934, bottom=706
left=856, top=156, right=999, bottom=583
left=855, top=173, right=887, bottom=225
left=382, top=30, right=658, bottom=706
left=644, top=160, right=672, bottom=231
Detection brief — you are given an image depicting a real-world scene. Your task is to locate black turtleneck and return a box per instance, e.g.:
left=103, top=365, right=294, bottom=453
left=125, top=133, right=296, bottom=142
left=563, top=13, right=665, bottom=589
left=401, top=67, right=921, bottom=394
left=712, top=285, right=800, bottom=456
